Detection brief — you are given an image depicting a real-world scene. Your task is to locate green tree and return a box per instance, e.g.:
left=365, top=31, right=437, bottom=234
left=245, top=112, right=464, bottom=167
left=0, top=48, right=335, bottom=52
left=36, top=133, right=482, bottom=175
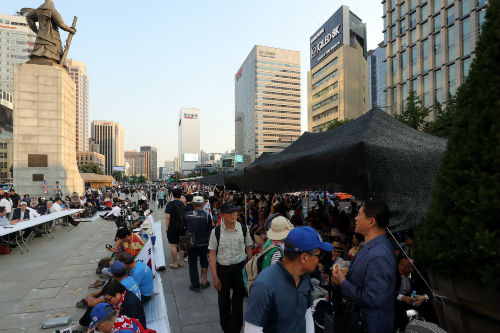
left=416, top=0, right=500, bottom=290
left=395, top=90, right=430, bottom=129
left=326, top=118, right=352, bottom=131
left=137, top=175, right=147, bottom=183
left=79, top=162, right=103, bottom=174
left=112, top=171, right=123, bottom=181
left=425, top=94, right=457, bottom=137
left=9, top=165, right=13, bottom=178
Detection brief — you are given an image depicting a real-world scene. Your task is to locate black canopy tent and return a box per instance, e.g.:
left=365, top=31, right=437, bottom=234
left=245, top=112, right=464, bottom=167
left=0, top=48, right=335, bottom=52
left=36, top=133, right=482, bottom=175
left=199, top=174, right=225, bottom=186
left=224, top=109, right=447, bottom=230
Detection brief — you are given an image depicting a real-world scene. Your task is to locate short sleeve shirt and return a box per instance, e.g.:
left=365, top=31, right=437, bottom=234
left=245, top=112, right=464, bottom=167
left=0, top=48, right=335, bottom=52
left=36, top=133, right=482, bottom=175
left=123, top=233, right=144, bottom=257
left=208, top=222, right=252, bottom=265
left=165, top=200, right=185, bottom=231
left=130, top=261, right=154, bottom=297
left=120, top=276, right=142, bottom=300
left=245, top=262, right=313, bottom=333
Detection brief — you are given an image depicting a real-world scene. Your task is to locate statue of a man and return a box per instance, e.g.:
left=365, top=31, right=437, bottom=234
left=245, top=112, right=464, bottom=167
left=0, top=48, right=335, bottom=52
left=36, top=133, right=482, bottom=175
left=25, top=0, right=76, bottom=66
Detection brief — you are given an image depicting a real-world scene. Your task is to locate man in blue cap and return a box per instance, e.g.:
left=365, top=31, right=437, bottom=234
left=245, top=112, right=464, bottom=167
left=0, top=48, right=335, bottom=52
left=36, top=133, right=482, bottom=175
left=244, top=226, right=333, bottom=333
left=88, top=302, right=142, bottom=333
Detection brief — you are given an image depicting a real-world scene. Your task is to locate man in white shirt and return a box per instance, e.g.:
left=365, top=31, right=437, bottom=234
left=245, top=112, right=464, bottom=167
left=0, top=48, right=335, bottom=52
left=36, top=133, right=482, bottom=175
left=102, top=204, right=121, bottom=220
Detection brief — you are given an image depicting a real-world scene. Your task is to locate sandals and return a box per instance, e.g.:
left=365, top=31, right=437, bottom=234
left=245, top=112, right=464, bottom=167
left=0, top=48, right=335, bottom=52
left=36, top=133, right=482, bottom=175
left=88, top=280, right=105, bottom=289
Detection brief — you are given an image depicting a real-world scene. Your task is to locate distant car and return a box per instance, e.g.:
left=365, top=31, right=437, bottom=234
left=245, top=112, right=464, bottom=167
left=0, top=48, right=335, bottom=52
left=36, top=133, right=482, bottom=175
left=0, top=183, right=11, bottom=191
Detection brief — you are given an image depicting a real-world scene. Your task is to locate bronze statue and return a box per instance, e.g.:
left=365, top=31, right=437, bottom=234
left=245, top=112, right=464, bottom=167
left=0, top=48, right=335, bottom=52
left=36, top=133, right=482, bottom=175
left=22, top=0, right=76, bottom=66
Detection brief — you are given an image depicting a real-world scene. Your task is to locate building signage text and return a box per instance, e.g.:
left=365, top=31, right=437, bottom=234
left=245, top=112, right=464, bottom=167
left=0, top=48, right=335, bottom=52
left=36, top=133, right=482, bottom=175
left=311, top=25, right=341, bottom=60
left=183, top=113, right=199, bottom=119
left=258, top=50, right=276, bottom=58
left=235, top=67, right=243, bottom=81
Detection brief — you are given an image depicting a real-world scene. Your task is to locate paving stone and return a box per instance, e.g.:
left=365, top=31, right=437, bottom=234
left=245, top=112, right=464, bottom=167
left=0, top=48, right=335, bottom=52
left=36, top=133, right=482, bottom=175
left=178, top=304, right=220, bottom=326
left=24, top=287, right=62, bottom=300
left=36, top=279, right=68, bottom=289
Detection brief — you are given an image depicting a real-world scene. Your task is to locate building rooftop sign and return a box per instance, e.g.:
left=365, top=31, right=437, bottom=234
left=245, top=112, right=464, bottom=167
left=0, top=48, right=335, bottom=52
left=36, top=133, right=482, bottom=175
left=310, top=7, right=344, bottom=69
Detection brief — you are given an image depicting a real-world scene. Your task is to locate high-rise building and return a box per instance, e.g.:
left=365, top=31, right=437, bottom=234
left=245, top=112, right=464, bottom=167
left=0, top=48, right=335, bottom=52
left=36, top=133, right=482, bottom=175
left=382, top=0, right=488, bottom=115
left=0, top=131, right=12, bottom=182
left=308, top=6, right=369, bottom=133
left=125, top=150, right=149, bottom=179
left=0, top=89, right=13, bottom=133
left=235, top=45, right=301, bottom=166
left=91, top=121, right=124, bottom=175
left=66, top=59, right=90, bottom=152
left=0, top=14, right=36, bottom=94
left=368, top=43, right=387, bottom=110
left=178, top=108, right=200, bottom=173
left=140, top=146, right=157, bottom=180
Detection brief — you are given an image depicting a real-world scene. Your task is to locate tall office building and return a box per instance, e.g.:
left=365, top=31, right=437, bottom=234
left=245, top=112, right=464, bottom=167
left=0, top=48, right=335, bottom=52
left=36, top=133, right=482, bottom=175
left=367, top=43, right=387, bottom=110
left=308, top=6, right=369, bottom=133
left=382, top=0, right=489, bottom=115
left=140, top=146, right=157, bottom=180
left=0, top=14, right=36, bottom=94
left=125, top=150, right=150, bottom=179
left=178, top=108, right=200, bottom=173
left=66, top=59, right=90, bottom=152
left=235, top=45, right=301, bottom=166
left=91, top=121, right=124, bottom=175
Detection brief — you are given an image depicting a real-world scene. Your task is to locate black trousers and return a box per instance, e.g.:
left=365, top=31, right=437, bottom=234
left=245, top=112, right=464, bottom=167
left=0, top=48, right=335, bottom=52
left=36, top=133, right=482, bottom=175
left=216, top=261, right=246, bottom=333
left=188, top=245, right=209, bottom=288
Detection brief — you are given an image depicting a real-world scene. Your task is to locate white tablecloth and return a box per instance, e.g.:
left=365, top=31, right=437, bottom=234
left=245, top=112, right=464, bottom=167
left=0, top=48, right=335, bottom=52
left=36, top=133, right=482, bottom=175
left=0, top=209, right=83, bottom=237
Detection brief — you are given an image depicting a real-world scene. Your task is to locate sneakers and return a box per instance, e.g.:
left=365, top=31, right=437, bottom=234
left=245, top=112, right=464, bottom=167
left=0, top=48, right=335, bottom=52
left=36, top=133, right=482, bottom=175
left=201, top=281, right=210, bottom=289
left=189, top=285, right=201, bottom=292
left=169, top=263, right=179, bottom=269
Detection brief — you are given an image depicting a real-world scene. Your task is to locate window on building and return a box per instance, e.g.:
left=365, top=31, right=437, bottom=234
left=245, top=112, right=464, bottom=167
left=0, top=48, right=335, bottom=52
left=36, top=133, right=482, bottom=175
left=433, top=0, right=441, bottom=13
left=400, top=1, right=407, bottom=15
left=423, top=74, right=430, bottom=106
left=402, top=82, right=408, bottom=104
left=392, top=25, right=397, bottom=39
left=422, top=20, right=429, bottom=37
left=447, top=6, right=455, bottom=25
left=391, top=0, right=396, bottom=9
left=461, top=0, right=470, bottom=15
left=410, top=12, right=417, bottom=28
left=392, top=41, right=397, bottom=55
left=434, top=69, right=442, bottom=103
left=446, top=0, right=454, bottom=5
left=434, top=13, right=441, bottom=31
left=462, top=16, right=471, bottom=56
left=478, top=7, right=486, bottom=34
left=391, top=10, right=397, bottom=25
left=477, top=0, right=487, bottom=7
left=448, top=25, right=455, bottom=61
left=401, top=50, right=408, bottom=80
left=462, top=57, right=472, bottom=78
left=423, top=39, right=429, bottom=72
left=411, top=45, right=418, bottom=76
left=448, top=62, right=456, bottom=95
left=401, top=33, right=407, bottom=49
left=392, top=57, right=397, bottom=82
left=411, top=0, right=417, bottom=11
left=422, top=4, right=429, bottom=19
left=434, top=32, right=442, bottom=67
left=400, top=17, right=407, bottom=34
left=411, top=28, right=417, bottom=44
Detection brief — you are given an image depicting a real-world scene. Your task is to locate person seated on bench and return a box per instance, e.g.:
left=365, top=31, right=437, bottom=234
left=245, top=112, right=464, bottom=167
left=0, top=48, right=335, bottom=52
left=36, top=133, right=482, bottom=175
left=101, top=280, right=147, bottom=329
left=117, top=252, right=154, bottom=304
left=35, top=198, right=48, bottom=215
left=11, top=202, right=36, bottom=238
left=115, top=228, right=145, bottom=257
left=102, top=203, right=121, bottom=220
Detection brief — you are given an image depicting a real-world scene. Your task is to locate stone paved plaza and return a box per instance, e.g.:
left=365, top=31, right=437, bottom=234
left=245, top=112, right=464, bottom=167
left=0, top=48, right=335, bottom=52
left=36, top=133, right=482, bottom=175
left=0, top=206, right=225, bottom=333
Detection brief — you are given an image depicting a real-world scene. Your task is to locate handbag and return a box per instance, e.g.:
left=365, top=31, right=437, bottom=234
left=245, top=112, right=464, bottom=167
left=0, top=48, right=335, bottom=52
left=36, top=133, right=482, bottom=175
left=179, top=232, right=195, bottom=251
left=332, top=297, right=366, bottom=333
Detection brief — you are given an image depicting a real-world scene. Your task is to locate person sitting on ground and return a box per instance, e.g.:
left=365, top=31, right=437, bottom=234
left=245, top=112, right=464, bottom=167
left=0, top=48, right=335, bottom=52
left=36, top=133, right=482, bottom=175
left=139, top=210, right=154, bottom=239
left=102, top=203, right=122, bottom=220
left=115, top=228, right=144, bottom=257
left=88, top=302, right=145, bottom=333
left=109, top=261, right=142, bottom=300
left=117, top=252, right=154, bottom=303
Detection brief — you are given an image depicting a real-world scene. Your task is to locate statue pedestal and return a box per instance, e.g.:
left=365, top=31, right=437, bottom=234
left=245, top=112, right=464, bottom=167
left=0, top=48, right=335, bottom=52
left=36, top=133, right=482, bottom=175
left=13, top=64, right=84, bottom=197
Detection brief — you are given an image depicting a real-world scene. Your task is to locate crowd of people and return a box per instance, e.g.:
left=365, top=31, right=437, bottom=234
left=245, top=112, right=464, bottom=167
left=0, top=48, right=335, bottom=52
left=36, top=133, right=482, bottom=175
left=1, top=181, right=437, bottom=333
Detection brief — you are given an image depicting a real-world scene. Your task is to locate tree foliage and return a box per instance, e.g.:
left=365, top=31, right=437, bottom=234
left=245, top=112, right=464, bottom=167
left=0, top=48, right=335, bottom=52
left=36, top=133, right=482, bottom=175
left=79, top=162, right=103, bottom=175
left=395, top=90, right=430, bottom=129
left=112, top=171, right=123, bottom=181
left=415, top=0, right=500, bottom=290
left=326, top=118, right=352, bottom=131
left=424, top=94, right=457, bottom=137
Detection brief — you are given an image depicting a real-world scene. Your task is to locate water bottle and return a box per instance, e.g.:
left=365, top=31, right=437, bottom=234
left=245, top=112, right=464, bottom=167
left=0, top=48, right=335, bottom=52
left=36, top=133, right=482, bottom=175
left=411, top=290, right=417, bottom=299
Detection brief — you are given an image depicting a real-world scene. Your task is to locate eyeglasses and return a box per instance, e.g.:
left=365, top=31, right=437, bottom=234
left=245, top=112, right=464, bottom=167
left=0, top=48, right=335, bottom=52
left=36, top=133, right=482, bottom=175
left=306, top=252, right=321, bottom=258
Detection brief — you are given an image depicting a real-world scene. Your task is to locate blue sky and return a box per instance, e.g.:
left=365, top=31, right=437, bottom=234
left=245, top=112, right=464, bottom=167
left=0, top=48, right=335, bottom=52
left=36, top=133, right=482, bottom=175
left=3, top=0, right=383, bottom=164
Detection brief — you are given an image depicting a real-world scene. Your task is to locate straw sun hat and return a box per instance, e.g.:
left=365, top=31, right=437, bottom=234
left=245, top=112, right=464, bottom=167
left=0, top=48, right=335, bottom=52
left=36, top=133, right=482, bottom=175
left=267, top=216, right=294, bottom=240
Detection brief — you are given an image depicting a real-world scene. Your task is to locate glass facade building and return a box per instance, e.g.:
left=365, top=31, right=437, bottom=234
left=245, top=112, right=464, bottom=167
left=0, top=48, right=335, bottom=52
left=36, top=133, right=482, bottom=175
left=66, top=59, right=90, bottom=153
left=140, top=146, right=158, bottom=180
left=91, top=121, right=125, bottom=175
left=0, top=14, right=36, bottom=94
left=235, top=45, right=301, bottom=166
left=368, top=43, right=387, bottom=110
left=382, top=0, right=489, bottom=115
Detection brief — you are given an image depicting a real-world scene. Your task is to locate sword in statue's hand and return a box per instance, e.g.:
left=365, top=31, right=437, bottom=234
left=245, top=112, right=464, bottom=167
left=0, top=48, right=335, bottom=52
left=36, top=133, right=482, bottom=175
left=60, top=16, right=78, bottom=67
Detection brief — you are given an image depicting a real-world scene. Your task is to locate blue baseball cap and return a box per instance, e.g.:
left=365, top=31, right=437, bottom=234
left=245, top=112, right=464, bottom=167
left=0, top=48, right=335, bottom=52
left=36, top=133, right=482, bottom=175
left=109, top=261, right=126, bottom=274
left=89, top=303, right=115, bottom=329
left=284, top=226, right=334, bottom=252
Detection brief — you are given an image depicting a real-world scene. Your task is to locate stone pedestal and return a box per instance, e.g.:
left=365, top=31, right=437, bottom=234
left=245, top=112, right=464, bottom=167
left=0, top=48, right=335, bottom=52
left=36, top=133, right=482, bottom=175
left=13, top=64, right=84, bottom=197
